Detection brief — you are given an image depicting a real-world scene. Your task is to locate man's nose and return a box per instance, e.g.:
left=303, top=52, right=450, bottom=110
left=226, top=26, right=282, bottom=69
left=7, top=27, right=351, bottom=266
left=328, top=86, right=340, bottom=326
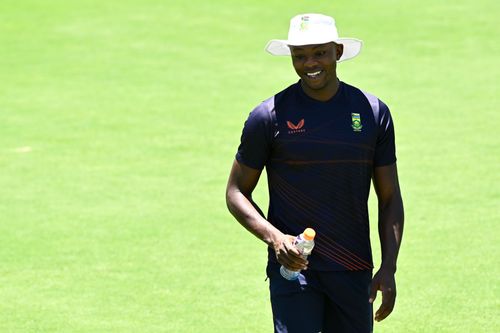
left=304, top=56, right=318, bottom=69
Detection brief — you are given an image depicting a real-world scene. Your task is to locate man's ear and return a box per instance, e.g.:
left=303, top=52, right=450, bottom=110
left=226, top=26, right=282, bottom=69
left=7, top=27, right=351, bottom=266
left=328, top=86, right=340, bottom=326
left=336, top=44, right=344, bottom=60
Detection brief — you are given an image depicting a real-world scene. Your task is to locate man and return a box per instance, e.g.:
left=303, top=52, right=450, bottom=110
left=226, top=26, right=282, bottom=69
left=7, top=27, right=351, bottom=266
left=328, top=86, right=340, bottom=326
left=226, top=13, right=404, bottom=333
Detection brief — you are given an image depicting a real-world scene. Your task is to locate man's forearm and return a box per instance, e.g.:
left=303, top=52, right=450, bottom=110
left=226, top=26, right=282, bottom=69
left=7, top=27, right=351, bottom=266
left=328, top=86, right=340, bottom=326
left=226, top=190, right=283, bottom=247
left=378, top=194, right=404, bottom=272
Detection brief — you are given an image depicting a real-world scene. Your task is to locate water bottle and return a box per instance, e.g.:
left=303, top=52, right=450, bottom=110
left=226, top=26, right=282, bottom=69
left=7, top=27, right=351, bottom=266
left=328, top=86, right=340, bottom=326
left=280, top=228, right=316, bottom=280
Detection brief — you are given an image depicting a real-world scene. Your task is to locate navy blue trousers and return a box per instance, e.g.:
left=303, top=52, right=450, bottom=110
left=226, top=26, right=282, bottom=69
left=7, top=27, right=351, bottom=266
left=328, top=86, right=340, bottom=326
left=267, top=262, right=373, bottom=333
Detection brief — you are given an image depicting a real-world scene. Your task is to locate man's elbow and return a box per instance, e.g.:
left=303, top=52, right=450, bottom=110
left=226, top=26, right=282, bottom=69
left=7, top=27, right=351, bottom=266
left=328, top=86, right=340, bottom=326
left=226, top=187, right=235, bottom=213
left=378, top=193, right=404, bottom=220
left=379, top=193, right=402, bottom=209
left=226, top=186, right=242, bottom=214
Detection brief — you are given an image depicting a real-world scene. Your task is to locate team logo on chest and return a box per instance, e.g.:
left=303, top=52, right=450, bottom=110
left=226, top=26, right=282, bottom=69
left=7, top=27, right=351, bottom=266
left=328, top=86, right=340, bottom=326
left=351, top=113, right=363, bottom=132
left=286, top=119, right=306, bottom=134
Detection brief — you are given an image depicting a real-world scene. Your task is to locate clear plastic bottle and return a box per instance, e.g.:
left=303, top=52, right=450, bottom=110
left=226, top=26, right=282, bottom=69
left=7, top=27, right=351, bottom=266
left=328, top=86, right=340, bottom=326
left=280, top=228, right=316, bottom=280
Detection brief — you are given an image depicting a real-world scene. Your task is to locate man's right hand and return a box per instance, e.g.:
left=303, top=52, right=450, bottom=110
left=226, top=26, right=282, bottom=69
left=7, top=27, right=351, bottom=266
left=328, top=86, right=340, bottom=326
left=273, top=234, right=309, bottom=271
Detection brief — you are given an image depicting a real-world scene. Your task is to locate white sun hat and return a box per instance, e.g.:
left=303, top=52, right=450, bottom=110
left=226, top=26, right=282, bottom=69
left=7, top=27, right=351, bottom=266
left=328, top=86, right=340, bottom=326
left=265, top=13, right=362, bottom=62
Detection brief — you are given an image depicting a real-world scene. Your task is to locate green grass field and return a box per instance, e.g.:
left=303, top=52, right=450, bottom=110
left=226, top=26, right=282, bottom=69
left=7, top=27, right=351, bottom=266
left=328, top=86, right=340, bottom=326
left=1, top=0, right=499, bottom=332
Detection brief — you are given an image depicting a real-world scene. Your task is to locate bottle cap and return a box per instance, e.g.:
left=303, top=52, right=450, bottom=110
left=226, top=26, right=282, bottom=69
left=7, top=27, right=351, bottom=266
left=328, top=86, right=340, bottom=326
left=303, top=228, right=316, bottom=241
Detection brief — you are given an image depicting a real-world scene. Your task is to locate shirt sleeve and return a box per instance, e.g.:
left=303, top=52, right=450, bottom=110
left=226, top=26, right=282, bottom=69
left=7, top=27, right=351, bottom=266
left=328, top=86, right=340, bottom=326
left=373, top=99, right=397, bottom=167
left=235, top=99, right=275, bottom=170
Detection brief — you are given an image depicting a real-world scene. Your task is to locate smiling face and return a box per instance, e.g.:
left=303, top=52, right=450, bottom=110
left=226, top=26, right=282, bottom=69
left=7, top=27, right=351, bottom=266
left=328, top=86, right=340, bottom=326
left=289, top=42, right=344, bottom=101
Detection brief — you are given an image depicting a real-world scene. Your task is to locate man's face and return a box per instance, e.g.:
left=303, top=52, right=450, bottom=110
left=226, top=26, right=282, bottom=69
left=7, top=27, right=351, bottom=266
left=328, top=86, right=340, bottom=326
left=290, top=42, right=343, bottom=92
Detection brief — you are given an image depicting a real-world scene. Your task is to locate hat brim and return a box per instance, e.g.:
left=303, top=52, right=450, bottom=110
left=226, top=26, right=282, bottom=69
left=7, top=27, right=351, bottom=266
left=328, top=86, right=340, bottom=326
left=265, top=38, right=362, bottom=62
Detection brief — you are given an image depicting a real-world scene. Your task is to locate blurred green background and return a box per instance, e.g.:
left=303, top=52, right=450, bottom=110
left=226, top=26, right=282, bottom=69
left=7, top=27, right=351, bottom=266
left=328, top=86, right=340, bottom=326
left=0, top=0, right=498, bottom=332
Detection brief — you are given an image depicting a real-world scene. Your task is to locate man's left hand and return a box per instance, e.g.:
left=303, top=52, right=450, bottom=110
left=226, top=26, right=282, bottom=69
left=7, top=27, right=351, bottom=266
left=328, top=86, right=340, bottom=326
left=369, top=268, right=396, bottom=322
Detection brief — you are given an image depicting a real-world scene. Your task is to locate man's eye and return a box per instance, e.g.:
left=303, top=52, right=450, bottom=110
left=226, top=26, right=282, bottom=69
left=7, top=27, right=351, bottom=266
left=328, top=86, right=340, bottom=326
left=315, top=51, right=326, bottom=57
left=293, top=55, right=305, bottom=60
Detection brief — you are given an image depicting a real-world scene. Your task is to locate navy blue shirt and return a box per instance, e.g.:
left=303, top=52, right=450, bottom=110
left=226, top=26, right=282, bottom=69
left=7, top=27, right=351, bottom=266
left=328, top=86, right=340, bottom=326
left=236, top=81, right=396, bottom=271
